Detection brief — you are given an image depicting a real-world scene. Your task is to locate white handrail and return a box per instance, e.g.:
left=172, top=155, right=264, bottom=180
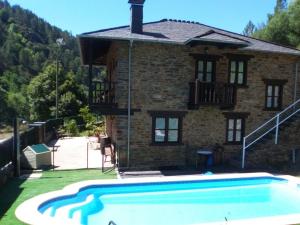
left=242, top=98, right=300, bottom=168
left=245, top=98, right=300, bottom=139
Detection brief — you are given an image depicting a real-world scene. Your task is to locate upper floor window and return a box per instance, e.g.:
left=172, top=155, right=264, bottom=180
left=229, top=60, right=246, bottom=85
left=190, top=54, right=222, bottom=83
left=196, top=60, right=215, bottom=83
left=226, top=54, right=253, bottom=86
left=263, top=79, right=287, bottom=111
left=148, top=111, right=187, bottom=146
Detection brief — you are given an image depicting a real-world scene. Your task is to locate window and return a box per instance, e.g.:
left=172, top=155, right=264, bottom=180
left=229, top=60, right=246, bottom=85
left=223, top=112, right=249, bottom=144
left=263, top=79, right=286, bottom=111
left=154, top=117, right=179, bottom=143
left=226, top=54, right=253, bottom=86
left=148, top=111, right=186, bottom=145
left=226, top=118, right=244, bottom=144
left=266, top=85, right=281, bottom=109
left=196, top=60, right=215, bottom=83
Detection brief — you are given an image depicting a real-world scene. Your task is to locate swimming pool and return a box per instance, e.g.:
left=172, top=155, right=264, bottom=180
left=16, top=173, right=300, bottom=225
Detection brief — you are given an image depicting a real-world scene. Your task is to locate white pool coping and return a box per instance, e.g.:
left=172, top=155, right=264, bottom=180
left=15, top=172, right=300, bottom=225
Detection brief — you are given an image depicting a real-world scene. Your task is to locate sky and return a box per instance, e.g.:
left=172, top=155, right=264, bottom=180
left=6, top=0, right=286, bottom=36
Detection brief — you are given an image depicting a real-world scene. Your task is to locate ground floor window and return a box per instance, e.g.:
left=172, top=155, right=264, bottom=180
left=148, top=111, right=187, bottom=145
left=223, top=112, right=249, bottom=144
left=226, top=118, right=244, bottom=143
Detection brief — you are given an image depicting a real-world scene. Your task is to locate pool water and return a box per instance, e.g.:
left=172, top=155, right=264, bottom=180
left=38, top=177, right=300, bottom=225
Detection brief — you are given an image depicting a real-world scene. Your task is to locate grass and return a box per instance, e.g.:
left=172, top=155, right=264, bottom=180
left=0, top=169, right=116, bottom=225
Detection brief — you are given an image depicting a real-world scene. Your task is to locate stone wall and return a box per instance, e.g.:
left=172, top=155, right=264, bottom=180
left=245, top=118, right=300, bottom=169
left=105, top=40, right=300, bottom=170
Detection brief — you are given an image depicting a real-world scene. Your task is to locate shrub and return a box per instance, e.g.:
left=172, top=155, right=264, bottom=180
left=64, top=119, right=79, bottom=136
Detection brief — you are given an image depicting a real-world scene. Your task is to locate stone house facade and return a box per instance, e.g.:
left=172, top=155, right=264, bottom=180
left=78, top=0, right=300, bottom=170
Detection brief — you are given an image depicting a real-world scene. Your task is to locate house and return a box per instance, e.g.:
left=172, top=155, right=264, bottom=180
left=78, top=0, right=300, bottom=170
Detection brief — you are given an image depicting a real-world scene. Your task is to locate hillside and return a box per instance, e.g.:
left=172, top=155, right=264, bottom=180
left=0, top=0, right=87, bottom=122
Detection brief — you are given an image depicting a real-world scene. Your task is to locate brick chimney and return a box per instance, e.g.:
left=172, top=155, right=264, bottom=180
left=128, top=0, right=145, bottom=34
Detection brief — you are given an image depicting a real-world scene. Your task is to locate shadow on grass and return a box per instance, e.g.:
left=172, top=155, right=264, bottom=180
left=102, top=166, right=115, bottom=173
left=0, top=177, right=25, bottom=220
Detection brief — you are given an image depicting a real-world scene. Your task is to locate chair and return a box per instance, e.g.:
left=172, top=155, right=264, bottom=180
left=100, top=137, right=115, bottom=165
left=53, top=127, right=67, bottom=140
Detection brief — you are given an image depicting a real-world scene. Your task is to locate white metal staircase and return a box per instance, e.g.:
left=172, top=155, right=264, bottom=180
left=242, top=98, right=300, bottom=168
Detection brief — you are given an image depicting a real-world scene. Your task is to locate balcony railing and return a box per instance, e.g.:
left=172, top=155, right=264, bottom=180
left=89, top=81, right=116, bottom=106
left=188, top=80, right=237, bottom=109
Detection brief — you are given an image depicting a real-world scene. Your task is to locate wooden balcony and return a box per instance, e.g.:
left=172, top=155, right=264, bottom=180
left=89, top=80, right=117, bottom=110
left=188, top=80, right=237, bottom=109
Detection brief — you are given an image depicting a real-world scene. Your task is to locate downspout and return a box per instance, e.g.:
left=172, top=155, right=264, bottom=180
left=127, top=39, right=133, bottom=168
left=294, top=62, right=299, bottom=103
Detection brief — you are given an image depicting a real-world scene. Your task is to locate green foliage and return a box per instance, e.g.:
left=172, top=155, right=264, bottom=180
left=288, top=0, right=300, bottom=48
left=27, top=64, right=56, bottom=120
left=251, top=0, right=300, bottom=49
left=79, top=106, right=96, bottom=130
left=79, top=106, right=105, bottom=136
left=253, top=11, right=290, bottom=46
left=243, top=20, right=256, bottom=37
left=275, top=0, right=287, bottom=14
left=64, top=119, right=79, bottom=136
left=27, top=64, right=87, bottom=120
left=0, top=0, right=88, bottom=123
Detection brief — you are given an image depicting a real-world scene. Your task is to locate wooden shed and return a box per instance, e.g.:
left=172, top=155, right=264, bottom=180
left=21, top=144, right=51, bottom=169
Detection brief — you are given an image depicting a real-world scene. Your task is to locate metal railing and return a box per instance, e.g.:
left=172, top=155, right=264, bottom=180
left=108, top=221, right=117, bottom=225
left=242, top=98, right=300, bottom=168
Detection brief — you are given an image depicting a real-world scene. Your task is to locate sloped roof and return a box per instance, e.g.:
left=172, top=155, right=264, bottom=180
left=78, top=19, right=300, bottom=56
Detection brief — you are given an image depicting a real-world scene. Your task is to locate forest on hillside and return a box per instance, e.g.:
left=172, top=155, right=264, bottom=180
left=0, top=0, right=300, bottom=125
left=0, top=0, right=88, bottom=124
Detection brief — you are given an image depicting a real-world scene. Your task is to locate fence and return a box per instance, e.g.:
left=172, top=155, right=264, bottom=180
left=0, top=118, right=63, bottom=169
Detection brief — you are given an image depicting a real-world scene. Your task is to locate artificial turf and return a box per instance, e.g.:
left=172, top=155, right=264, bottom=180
left=0, top=169, right=116, bottom=225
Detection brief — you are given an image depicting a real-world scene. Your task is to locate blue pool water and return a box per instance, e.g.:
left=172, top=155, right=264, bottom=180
left=38, top=176, right=300, bottom=225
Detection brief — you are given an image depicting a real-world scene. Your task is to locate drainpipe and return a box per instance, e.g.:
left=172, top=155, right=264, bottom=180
left=127, top=39, right=133, bottom=168
left=294, top=62, right=299, bottom=103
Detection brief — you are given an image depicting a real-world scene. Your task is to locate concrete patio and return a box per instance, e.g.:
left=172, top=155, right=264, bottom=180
left=48, top=136, right=114, bottom=170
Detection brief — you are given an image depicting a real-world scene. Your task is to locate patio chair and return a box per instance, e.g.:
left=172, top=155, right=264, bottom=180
left=100, top=137, right=115, bottom=164
left=53, top=127, right=67, bottom=139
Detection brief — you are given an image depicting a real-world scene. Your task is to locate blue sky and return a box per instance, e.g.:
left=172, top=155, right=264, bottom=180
left=6, top=0, right=285, bottom=36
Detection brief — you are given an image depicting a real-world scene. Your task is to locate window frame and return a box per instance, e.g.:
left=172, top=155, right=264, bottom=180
left=190, top=54, right=222, bottom=83
left=226, top=54, right=253, bottom=87
left=195, top=59, right=216, bottom=83
left=263, top=79, right=287, bottom=111
left=148, top=111, right=187, bottom=146
left=228, top=60, right=247, bottom=85
left=223, top=112, right=249, bottom=145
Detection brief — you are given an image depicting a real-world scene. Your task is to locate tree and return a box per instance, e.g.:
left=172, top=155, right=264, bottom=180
left=27, top=64, right=57, bottom=120
left=288, top=0, right=300, bottom=48
left=27, top=64, right=87, bottom=120
left=0, top=0, right=88, bottom=123
left=275, top=0, right=287, bottom=14
left=253, top=0, right=300, bottom=49
left=0, top=8, right=9, bottom=23
left=243, top=21, right=256, bottom=36
left=56, top=71, right=87, bottom=117
left=253, top=11, right=290, bottom=46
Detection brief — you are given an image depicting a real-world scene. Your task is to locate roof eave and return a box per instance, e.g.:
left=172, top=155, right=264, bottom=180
left=184, top=38, right=250, bottom=48
left=237, top=48, right=300, bottom=57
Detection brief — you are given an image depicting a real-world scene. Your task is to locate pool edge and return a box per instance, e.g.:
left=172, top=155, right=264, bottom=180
left=15, top=172, right=300, bottom=225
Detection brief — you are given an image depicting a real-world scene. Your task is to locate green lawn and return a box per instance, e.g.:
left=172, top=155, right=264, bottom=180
left=0, top=169, right=116, bottom=225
